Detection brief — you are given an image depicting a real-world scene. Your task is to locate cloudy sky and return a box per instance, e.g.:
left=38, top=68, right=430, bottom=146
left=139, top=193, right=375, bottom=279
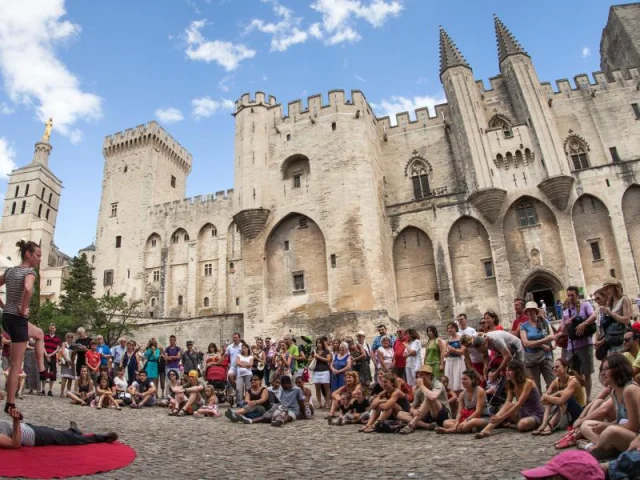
left=0, top=0, right=622, bottom=255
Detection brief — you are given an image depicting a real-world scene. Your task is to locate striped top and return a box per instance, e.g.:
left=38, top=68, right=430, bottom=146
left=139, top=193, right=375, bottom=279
left=0, top=420, right=36, bottom=446
left=3, top=266, right=36, bottom=317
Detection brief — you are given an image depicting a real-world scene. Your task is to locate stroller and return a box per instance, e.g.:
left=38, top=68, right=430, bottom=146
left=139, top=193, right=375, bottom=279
left=205, top=358, right=235, bottom=407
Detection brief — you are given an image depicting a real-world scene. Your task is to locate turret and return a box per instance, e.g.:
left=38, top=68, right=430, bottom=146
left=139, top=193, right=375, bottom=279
left=494, top=15, right=574, bottom=210
left=439, top=27, right=506, bottom=223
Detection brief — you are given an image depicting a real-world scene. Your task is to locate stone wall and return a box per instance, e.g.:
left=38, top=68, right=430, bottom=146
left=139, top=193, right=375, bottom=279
left=600, top=3, right=640, bottom=78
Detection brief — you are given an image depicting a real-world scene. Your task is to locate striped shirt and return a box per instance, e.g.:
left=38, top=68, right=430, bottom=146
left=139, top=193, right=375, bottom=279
left=3, top=266, right=36, bottom=317
left=0, top=420, right=36, bottom=446
left=44, top=334, right=61, bottom=354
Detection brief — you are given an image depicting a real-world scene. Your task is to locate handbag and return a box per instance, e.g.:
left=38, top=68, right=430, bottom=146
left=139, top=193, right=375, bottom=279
left=524, top=349, right=547, bottom=368
left=568, top=315, right=597, bottom=339
left=307, top=358, right=317, bottom=371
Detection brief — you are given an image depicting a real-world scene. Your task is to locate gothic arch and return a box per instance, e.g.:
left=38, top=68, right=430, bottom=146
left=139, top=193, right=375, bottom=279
left=403, top=154, right=432, bottom=177
left=144, top=233, right=162, bottom=270
left=448, top=217, right=498, bottom=311
left=488, top=114, right=513, bottom=137
left=281, top=154, right=311, bottom=179
left=393, top=226, right=438, bottom=323
left=517, top=268, right=564, bottom=299
left=564, top=135, right=590, bottom=170
left=572, top=194, right=622, bottom=294
left=197, top=223, right=219, bottom=313
left=622, top=185, right=640, bottom=285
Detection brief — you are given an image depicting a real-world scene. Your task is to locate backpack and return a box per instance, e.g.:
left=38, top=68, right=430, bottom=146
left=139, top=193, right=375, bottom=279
left=374, top=420, right=405, bottom=433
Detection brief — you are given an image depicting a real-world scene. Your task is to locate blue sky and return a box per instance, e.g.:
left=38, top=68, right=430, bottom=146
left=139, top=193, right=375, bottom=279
left=0, top=0, right=627, bottom=255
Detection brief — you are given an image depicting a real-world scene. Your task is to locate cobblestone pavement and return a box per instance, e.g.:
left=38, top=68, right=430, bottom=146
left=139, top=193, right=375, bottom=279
left=10, top=393, right=569, bottom=480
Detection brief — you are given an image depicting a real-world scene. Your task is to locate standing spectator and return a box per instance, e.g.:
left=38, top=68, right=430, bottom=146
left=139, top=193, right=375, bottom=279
left=24, top=340, right=40, bottom=395
left=59, top=333, right=76, bottom=398
left=424, top=326, right=445, bottom=379
left=393, top=328, right=408, bottom=380
left=403, top=328, right=422, bottom=386
left=74, top=327, right=92, bottom=377
left=330, top=342, right=351, bottom=392
left=182, top=340, right=201, bottom=375
left=355, top=331, right=372, bottom=384
left=225, top=332, right=242, bottom=386
left=43, top=323, right=60, bottom=396
left=457, top=314, right=476, bottom=337
left=110, top=338, right=127, bottom=375
left=120, top=341, right=140, bottom=385
left=284, top=335, right=299, bottom=374
left=251, top=339, right=266, bottom=382
left=164, top=335, right=182, bottom=380
left=510, top=298, right=527, bottom=336
left=371, top=324, right=394, bottom=375
left=143, top=339, right=161, bottom=386
left=555, top=300, right=563, bottom=321
left=562, top=286, right=595, bottom=399
left=622, top=329, right=640, bottom=380
left=443, top=322, right=465, bottom=394
left=85, top=341, right=101, bottom=384
left=235, top=343, right=253, bottom=405
left=597, top=278, right=632, bottom=356
left=95, top=335, right=111, bottom=371
left=520, top=301, right=555, bottom=393
left=376, top=336, right=394, bottom=373
left=263, top=336, right=272, bottom=386
left=311, top=337, right=332, bottom=408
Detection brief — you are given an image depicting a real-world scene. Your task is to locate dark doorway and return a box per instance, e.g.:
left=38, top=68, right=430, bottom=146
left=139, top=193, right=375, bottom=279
left=519, top=270, right=565, bottom=321
left=527, top=286, right=556, bottom=319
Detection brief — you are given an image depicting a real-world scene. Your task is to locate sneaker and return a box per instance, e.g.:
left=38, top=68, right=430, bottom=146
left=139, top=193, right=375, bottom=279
left=47, top=391, right=53, bottom=397
left=230, top=412, right=241, bottom=423
left=271, top=419, right=284, bottom=427
left=69, top=421, right=83, bottom=435
left=103, top=432, right=118, bottom=443
left=239, top=415, right=252, bottom=424
left=336, top=417, right=345, bottom=426
left=225, top=408, right=234, bottom=421
left=577, top=440, right=594, bottom=451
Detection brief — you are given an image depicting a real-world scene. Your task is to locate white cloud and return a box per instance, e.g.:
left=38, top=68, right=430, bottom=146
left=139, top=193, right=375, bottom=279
left=354, top=74, right=366, bottom=82
left=0, top=137, right=17, bottom=179
left=191, top=96, right=234, bottom=119
left=218, top=75, right=234, bottom=92
left=310, top=0, right=403, bottom=45
left=371, top=93, right=446, bottom=125
left=0, top=102, right=14, bottom=114
left=155, top=107, right=184, bottom=124
left=246, top=0, right=309, bottom=52
left=184, top=20, right=256, bottom=71
left=0, top=0, right=102, bottom=142
left=582, top=47, right=591, bottom=58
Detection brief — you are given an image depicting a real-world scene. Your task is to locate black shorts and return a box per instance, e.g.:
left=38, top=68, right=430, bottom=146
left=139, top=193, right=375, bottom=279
left=2, top=312, right=29, bottom=343
left=422, top=407, right=450, bottom=427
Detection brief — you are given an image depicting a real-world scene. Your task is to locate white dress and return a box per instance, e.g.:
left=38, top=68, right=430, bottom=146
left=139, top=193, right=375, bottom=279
left=378, top=347, right=394, bottom=370
left=444, top=337, right=465, bottom=391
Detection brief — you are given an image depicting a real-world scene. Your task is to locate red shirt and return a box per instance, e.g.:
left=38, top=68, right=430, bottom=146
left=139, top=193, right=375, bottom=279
left=44, top=334, right=61, bottom=354
left=393, top=335, right=407, bottom=368
left=511, top=314, right=527, bottom=333
left=85, top=350, right=101, bottom=371
left=495, top=325, right=504, bottom=331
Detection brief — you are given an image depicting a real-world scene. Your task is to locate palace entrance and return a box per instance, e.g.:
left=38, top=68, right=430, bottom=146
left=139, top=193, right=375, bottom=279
left=518, top=269, right=565, bottom=320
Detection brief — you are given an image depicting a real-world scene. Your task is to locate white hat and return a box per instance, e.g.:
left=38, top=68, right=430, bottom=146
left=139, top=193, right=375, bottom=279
left=356, top=330, right=365, bottom=337
left=524, top=301, right=539, bottom=313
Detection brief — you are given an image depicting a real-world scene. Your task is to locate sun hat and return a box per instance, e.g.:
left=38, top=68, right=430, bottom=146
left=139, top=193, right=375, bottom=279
left=524, top=301, right=540, bottom=313
left=356, top=330, right=365, bottom=337
left=602, top=277, right=622, bottom=288
left=417, top=365, right=433, bottom=375
left=521, top=450, right=604, bottom=480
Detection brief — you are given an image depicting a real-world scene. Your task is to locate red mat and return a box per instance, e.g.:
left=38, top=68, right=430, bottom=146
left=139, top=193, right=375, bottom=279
left=0, top=441, right=136, bottom=478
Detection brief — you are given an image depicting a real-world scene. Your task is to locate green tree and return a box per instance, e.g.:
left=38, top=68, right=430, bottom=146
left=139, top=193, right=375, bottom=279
left=57, top=254, right=96, bottom=331
left=89, top=293, right=143, bottom=347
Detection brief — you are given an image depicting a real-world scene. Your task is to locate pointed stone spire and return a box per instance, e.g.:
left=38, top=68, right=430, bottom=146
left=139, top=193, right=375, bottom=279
left=439, top=26, right=470, bottom=76
left=494, top=14, right=528, bottom=64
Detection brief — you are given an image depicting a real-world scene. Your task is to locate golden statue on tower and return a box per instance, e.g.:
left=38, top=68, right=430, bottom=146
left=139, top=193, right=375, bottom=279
left=42, top=118, right=53, bottom=143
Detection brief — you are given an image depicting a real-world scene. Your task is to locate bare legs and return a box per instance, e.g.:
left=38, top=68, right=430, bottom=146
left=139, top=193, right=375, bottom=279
left=314, top=383, right=330, bottom=408
left=6, top=341, right=27, bottom=407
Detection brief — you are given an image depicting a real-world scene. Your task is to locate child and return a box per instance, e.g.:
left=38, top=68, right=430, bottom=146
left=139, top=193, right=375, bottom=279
left=194, top=385, right=220, bottom=418
left=295, top=376, right=314, bottom=417
left=339, top=389, right=370, bottom=425
left=441, top=375, right=458, bottom=418
left=96, top=376, right=121, bottom=410
left=329, top=393, right=352, bottom=425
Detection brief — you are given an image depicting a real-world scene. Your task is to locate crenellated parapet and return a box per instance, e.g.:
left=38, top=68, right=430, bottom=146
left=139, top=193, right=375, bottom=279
left=147, top=189, right=234, bottom=217
left=538, top=68, right=640, bottom=101
left=376, top=103, right=448, bottom=138
left=102, top=121, right=192, bottom=174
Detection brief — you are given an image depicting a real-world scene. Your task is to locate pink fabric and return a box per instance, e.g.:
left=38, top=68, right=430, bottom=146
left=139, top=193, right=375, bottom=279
left=521, top=450, right=604, bottom=480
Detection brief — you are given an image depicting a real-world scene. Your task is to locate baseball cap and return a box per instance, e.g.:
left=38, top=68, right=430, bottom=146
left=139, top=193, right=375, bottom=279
left=521, top=451, right=604, bottom=480
left=631, top=321, right=640, bottom=334
left=188, top=370, right=199, bottom=378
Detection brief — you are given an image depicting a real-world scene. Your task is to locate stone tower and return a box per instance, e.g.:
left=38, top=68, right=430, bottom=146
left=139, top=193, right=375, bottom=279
left=439, top=27, right=506, bottom=223
left=94, top=121, right=192, bottom=305
left=600, top=3, right=640, bottom=79
left=494, top=15, right=574, bottom=210
left=0, top=136, right=62, bottom=270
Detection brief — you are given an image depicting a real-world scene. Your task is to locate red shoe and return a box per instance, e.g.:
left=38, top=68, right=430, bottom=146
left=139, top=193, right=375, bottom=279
left=555, top=431, right=577, bottom=449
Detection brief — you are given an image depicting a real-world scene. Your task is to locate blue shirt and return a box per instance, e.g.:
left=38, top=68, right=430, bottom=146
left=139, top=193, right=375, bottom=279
left=371, top=334, right=396, bottom=353
left=520, top=321, right=552, bottom=357
left=96, top=344, right=111, bottom=366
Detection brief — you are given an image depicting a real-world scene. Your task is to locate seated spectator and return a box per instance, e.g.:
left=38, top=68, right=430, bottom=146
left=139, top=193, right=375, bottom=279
left=159, top=369, right=180, bottom=408
left=128, top=371, right=157, bottom=408
left=194, top=385, right=219, bottom=418
left=334, top=389, right=370, bottom=426
left=435, top=370, right=490, bottom=434
left=396, top=365, right=451, bottom=434
left=533, top=358, right=586, bottom=436
left=327, top=371, right=361, bottom=419
left=226, top=375, right=270, bottom=423
left=370, top=370, right=386, bottom=397
left=475, top=360, right=543, bottom=438
left=295, top=376, right=314, bottom=418
left=254, top=376, right=307, bottom=427
left=113, top=367, right=131, bottom=406
left=440, top=375, right=458, bottom=418
left=520, top=450, right=606, bottom=480
left=579, top=353, right=640, bottom=458
left=622, top=327, right=640, bottom=381
left=173, top=370, right=205, bottom=416
left=360, top=373, right=409, bottom=433
left=67, top=366, right=94, bottom=406
left=267, top=376, right=282, bottom=404
left=97, top=365, right=113, bottom=389
left=95, top=376, right=120, bottom=410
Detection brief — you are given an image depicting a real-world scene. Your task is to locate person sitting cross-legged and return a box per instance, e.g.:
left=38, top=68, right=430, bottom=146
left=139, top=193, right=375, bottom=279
left=67, top=366, right=95, bottom=406
left=96, top=376, right=120, bottom=410
left=169, top=370, right=204, bottom=416
left=295, top=376, right=314, bottom=418
left=335, top=388, right=370, bottom=426
left=128, top=370, right=157, bottom=408
left=193, top=385, right=219, bottom=418
left=253, top=375, right=307, bottom=427
left=0, top=408, right=117, bottom=449
left=435, top=369, right=490, bottom=434
left=226, top=375, right=271, bottom=423
left=359, top=373, right=410, bottom=433
left=396, top=365, right=452, bottom=434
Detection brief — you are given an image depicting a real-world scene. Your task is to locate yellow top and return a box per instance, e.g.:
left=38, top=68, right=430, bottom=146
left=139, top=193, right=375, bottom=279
left=557, top=375, right=587, bottom=407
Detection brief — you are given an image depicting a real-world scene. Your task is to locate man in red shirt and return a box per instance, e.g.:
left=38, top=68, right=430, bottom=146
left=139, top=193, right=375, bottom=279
left=393, top=328, right=408, bottom=380
left=85, top=341, right=101, bottom=384
left=43, top=323, right=61, bottom=396
left=510, top=298, right=527, bottom=336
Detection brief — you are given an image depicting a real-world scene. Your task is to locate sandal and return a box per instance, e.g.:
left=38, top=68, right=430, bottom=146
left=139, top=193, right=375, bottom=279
left=398, top=425, right=415, bottom=435
left=539, top=425, right=554, bottom=436
left=361, top=426, right=376, bottom=433
left=555, top=432, right=577, bottom=450
left=475, top=431, right=492, bottom=439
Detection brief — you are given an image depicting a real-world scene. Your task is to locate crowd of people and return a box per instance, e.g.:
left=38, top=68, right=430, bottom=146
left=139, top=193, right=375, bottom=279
left=1, top=240, right=640, bottom=477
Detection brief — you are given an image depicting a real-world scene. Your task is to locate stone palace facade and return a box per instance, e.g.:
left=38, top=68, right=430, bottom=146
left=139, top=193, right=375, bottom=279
left=90, top=7, right=640, bottom=341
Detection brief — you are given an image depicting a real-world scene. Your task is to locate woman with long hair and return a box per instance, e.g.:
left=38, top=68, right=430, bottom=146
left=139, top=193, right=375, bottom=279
left=251, top=339, right=266, bottom=381
left=327, top=370, right=361, bottom=419
left=424, top=326, right=445, bottom=379
left=475, top=360, right=543, bottom=438
left=435, top=370, right=490, bottom=434
left=520, top=301, right=555, bottom=393
left=235, top=343, right=254, bottom=402
left=59, top=333, right=76, bottom=398
left=359, top=373, right=409, bottom=433
left=533, top=358, right=586, bottom=436
left=67, top=366, right=95, bottom=406
left=0, top=240, right=45, bottom=418
left=596, top=279, right=632, bottom=357
left=120, top=341, right=140, bottom=386
left=443, top=322, right=465, bottom=394
left=403, top=328, right=422, bottom=386
left=311, top=337, right=332, bottom=408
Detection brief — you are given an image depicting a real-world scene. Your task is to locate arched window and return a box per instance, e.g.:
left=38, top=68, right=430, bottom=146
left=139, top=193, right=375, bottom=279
left=150, top=297, right=156, bottom=307
left=489, top=115, right=513, bottom=138
left=516, top=200, right=538, bottom=227
left=566, top=137, right=589, bottom=170
left=203, top=297, right=210, bottom=307
left=410, top=160, right=430, bottom=199
left=178, top=295, right=183, bottom=306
